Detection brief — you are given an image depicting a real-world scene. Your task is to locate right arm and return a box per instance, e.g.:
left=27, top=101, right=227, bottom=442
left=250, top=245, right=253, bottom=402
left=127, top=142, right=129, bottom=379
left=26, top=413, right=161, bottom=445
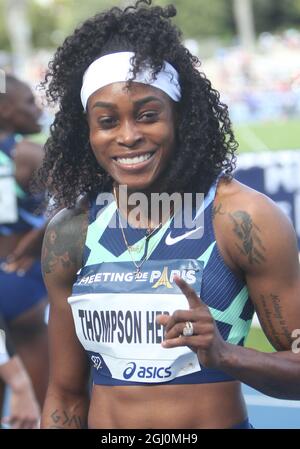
left=0, top=355, right=40, bottom=429
left=0, top=315, right=40, bottom=429
left=40, top=202, right=91, bottom=429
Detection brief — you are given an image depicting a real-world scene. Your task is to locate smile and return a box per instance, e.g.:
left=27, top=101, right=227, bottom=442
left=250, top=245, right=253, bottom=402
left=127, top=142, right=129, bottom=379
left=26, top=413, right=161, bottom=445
left=114, top=152, right=155, bottom=166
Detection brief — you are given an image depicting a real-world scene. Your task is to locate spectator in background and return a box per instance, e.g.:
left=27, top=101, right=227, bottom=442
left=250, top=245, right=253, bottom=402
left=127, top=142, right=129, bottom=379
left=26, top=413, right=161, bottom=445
left=0, top=75, right=48, bottom=418
left=0, top=314, right=40, bottom=429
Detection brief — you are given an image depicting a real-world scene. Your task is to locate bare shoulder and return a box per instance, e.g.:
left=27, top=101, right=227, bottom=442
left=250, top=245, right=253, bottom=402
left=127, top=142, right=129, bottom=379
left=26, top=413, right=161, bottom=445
left=42, top=197, right=89, bottom=285
left=213, top=177, right=298, bottom=274
left=216, top=177, right=290, bottom=220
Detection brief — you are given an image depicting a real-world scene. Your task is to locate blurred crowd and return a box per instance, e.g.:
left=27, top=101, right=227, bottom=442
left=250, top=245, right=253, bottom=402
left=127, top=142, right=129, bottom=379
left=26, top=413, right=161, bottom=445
left=2, top=29, right=300, bottom=127
left=202, top=29, right=300, bottom=123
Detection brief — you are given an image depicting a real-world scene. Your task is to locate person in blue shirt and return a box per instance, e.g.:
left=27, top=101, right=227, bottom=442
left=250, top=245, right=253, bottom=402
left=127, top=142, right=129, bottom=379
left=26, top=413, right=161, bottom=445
left=0, top=75, right=49, bottom=416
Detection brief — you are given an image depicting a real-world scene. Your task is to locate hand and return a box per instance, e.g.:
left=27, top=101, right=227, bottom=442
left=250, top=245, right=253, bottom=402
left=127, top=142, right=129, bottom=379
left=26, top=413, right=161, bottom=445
left=3, top=228, right=44, bottom=274
left=156, top=276, right=228, bottom=368
left=1, top=382, right=40, bottom=429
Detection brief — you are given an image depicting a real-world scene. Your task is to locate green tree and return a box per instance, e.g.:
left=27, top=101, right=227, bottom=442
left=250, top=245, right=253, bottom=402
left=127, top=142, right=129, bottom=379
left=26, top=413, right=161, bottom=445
left=156, top=0, right=234, bottom=39
left=253, top=0, right=300, bottom=33
left=1, top=0, right=300, bottom=52
left=0, top=1, right=12, bottom=50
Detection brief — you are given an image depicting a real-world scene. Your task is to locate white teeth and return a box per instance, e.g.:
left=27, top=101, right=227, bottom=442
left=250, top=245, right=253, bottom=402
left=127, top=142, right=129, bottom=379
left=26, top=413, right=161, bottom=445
left=116, top=153, right=152, bottom=165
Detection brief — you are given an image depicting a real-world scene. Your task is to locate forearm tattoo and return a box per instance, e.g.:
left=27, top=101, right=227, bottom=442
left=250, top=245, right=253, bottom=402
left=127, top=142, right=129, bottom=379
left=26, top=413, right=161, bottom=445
left=259, top=293, right=292, bottom=350
left=229, top=210, right=266, bottom=265
left=50, top=409, right=84, bottom=429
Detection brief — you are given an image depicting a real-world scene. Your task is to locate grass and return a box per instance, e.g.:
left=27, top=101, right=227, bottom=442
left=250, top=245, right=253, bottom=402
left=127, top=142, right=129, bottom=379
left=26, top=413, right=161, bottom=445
left=234, top=118, right=300, bottom=153
left=245, top=326, right=275, bottom=353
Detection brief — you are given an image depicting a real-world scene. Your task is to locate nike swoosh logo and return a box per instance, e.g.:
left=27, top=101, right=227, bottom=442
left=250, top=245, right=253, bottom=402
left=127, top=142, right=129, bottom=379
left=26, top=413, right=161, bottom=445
left=165, top=226, right=204, bottom=245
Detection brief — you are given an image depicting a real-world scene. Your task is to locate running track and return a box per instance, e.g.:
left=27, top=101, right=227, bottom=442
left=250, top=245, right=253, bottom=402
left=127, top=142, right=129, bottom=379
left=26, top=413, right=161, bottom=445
left=243, top=384, right=300, bottom=428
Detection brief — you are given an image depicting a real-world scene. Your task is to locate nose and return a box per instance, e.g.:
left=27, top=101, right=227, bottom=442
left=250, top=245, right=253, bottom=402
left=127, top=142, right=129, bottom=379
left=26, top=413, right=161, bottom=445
left=116, top=120, right=143, bottom=148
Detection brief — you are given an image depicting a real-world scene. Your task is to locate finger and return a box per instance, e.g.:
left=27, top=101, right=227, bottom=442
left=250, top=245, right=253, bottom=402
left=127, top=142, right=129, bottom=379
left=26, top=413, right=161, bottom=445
left=156, top=314, right=170, bottom=326
left=1, top=416, right=12, bottom=429
left=156, top=311, right=195, bottom=326
left=174, top=275, right=204, bottom=309
left=2, top=258, right=33, bottom=274
left=4, top=416, right=22, bottom=429
left=6, top=253, right=16, bottom=263
left=164, top=322, right=211, bottom=341
left=1, top=261, right=21, bottom=272
left=18, top=257, right=34, bottom=272
left=162, top=334, right=210, bottom=350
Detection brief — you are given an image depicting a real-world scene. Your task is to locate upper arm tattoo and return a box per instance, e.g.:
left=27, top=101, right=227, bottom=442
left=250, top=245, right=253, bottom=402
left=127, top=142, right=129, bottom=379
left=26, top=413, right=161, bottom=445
left=229, top=210, right=266, bottom=265
left=42, top=210, right=88, bottom=275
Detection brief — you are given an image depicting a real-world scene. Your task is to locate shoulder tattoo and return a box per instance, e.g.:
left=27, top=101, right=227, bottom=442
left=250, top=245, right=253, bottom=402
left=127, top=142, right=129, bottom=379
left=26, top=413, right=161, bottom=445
left=42, top=210, right=88, bottom=275
left=229, top=210, right=266, bottom=265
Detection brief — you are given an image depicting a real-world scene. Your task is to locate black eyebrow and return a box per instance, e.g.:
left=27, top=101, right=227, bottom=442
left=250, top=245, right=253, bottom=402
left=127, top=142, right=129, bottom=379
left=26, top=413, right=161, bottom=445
left=92, top=96, right=163, bottom=110
left=133, top=96, right=164, bottom=108
left=92, top=101, right=116, bottom=110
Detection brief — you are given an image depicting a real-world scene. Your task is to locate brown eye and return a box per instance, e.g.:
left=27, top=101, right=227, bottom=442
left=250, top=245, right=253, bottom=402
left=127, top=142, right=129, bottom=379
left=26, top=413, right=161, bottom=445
left=98, top=117, right=118, bottom=129
left=138, top=111, right=159, bottom=122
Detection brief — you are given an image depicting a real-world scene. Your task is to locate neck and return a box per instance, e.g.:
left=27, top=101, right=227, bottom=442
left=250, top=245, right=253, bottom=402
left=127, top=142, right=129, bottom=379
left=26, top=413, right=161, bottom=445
left=113, top=184, right=174, bottom=230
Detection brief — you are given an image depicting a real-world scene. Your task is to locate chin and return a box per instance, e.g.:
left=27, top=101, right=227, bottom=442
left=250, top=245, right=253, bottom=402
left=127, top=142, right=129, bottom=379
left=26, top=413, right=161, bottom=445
left=118, top=177, right=157, bottom=192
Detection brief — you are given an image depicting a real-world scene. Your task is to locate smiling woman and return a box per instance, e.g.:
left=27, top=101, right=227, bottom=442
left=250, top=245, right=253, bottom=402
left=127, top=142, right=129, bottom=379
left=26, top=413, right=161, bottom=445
left=87, top=82, right=176, bottom=192
left=39, top=0, right=300, bottom=430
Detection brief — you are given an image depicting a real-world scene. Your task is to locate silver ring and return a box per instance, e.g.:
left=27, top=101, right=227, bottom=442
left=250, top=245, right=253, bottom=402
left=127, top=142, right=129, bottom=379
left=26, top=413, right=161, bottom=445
left=182, top=321, right=194, bottom=337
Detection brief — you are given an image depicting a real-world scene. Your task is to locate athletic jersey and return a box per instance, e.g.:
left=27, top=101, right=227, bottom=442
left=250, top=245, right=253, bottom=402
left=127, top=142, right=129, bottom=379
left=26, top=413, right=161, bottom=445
left=68, top=178, right=254, bottom=386
left=0, top=134, right=45, bottom=235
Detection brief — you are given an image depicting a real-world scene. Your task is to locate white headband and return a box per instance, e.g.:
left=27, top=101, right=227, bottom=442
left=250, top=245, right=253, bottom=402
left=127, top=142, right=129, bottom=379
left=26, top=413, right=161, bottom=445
left=80, top=51, right=181, bottom=111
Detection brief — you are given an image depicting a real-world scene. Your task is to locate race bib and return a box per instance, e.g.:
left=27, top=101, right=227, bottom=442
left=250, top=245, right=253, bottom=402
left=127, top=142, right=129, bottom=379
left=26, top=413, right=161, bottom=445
left=69, top=259, right=204, bottom=384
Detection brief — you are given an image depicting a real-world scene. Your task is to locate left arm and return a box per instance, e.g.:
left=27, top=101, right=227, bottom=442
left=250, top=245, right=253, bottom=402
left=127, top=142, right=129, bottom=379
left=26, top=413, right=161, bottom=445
left=158, top=189, right=300, bottom=399
left=220, top=194, right=300, bottom=399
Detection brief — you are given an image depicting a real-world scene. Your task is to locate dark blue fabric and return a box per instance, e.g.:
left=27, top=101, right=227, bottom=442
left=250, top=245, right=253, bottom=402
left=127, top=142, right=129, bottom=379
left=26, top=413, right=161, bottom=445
left=0, top=259, right=47, bottom=321
left=77, top=177, right=253, bottom=386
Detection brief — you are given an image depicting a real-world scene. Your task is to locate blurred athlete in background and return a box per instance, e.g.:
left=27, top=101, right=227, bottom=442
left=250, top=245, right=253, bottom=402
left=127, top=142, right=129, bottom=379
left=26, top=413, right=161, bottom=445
left=0, top=75, right=48, bottom=418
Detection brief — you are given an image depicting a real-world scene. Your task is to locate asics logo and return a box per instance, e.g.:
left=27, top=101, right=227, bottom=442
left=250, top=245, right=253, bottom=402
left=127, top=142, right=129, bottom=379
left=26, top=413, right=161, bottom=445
left=123, top=362, right=172, bottom=380
left=165, top=226, right=204, bottom=245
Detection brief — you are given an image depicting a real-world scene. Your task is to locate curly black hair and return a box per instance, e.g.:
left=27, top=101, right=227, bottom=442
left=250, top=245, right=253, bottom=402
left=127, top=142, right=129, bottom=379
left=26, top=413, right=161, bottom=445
left=39, top=0, right=237, bottom=208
